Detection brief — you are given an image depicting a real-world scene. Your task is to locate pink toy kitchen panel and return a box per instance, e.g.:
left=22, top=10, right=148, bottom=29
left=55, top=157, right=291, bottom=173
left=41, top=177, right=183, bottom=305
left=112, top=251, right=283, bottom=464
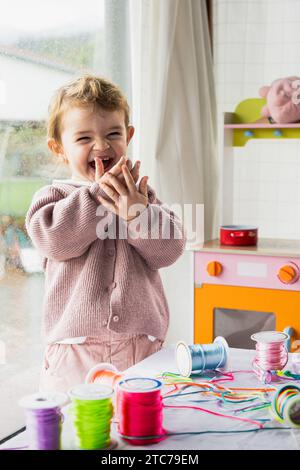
left=194, top=251, right=300, bottom=291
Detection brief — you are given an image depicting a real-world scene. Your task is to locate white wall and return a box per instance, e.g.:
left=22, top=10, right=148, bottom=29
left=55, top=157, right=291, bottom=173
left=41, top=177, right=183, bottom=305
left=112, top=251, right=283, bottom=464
left=161, top=249, right=194, bottom=347
left=214, top=0, right=300, bottom=239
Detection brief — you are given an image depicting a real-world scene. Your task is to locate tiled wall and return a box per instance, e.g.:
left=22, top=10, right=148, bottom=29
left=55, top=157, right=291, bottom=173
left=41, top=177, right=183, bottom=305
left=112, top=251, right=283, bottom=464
left=213, top=0, right=300, bottom=238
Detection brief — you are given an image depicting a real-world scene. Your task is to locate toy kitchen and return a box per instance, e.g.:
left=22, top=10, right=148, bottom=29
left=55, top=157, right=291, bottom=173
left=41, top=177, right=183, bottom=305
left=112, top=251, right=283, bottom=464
left=192, top=98, right=300, bottom=352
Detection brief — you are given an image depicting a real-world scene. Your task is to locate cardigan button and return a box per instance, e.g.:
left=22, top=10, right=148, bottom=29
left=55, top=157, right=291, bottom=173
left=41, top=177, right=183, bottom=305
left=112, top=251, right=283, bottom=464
left=107, top=282, right=117, bottom=292
left=112, top=315, right=119, bottom=322
left=107, top=249, right=115, bottom=257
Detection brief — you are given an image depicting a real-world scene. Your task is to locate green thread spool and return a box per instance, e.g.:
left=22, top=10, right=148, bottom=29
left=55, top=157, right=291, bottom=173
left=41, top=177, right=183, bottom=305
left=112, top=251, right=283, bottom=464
left=69, top=383, right=114, bottom=450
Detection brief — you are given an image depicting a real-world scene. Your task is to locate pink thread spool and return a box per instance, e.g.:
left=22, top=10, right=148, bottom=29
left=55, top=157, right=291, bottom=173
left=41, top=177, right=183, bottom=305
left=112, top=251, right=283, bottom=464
left=251, top=331, right=289, bottom=384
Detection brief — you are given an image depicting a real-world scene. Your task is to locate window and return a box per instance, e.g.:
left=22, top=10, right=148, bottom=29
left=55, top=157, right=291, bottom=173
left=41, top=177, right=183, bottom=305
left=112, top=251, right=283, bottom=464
left=0, top=0, right=107, bottom=440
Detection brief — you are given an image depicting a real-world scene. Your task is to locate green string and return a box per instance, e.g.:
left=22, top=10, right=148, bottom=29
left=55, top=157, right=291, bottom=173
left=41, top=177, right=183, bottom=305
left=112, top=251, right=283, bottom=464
left=70, top=397, right=113, bottom=450
left=239, top=403, right=271, bottom=413
left=220, top=392, right=257, bottom=405
left=159, top=372, right=193, bottom=383
left=276, top=370, right=300, bottom=380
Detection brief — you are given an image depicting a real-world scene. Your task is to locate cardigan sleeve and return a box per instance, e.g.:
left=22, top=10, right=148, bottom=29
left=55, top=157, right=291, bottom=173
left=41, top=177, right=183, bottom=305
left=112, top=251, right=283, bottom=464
left=25, top=182, right=113, bottom=261
left=125, top=186, right=187, bottom=270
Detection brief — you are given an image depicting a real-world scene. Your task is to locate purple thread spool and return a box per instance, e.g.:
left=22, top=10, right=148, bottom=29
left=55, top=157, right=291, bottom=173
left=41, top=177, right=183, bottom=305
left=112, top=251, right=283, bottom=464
left=19, top=392, right=68, bottom=450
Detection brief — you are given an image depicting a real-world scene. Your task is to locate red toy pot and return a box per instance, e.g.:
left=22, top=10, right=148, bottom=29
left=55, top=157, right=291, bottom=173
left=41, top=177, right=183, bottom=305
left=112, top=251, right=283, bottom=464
left=220, top=225, right=258, bottom=246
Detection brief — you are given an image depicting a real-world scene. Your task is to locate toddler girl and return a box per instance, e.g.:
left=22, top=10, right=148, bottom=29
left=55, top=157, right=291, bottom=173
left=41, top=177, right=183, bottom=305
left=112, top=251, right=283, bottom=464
left=25, top=74, right=186, bottom=393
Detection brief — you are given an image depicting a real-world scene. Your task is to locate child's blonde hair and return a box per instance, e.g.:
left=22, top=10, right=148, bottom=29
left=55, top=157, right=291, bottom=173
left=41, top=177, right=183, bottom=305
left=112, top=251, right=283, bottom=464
left=47, top=74, right=130, bottom=145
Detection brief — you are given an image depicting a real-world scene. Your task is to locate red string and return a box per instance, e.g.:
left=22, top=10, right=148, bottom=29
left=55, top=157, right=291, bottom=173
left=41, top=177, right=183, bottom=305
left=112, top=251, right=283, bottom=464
left=163, top=404, right=264, bottom=428
left=162, top=384, right=181, bottom=397
left=211, top=372, right=234, bottom=383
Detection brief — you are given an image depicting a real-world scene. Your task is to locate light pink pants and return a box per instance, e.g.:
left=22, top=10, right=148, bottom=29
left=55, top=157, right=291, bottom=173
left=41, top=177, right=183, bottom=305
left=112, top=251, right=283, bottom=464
left=39, top=330, right=163, bottom=394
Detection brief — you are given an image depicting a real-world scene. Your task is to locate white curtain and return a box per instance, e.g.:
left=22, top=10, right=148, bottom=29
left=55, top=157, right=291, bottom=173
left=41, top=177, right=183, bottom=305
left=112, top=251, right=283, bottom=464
left=129, top=0, right=218, bottom=242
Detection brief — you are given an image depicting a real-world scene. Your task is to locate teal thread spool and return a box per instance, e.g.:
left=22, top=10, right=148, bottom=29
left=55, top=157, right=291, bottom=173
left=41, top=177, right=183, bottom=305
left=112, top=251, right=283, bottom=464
left=176, top=337, right=230, bottom=377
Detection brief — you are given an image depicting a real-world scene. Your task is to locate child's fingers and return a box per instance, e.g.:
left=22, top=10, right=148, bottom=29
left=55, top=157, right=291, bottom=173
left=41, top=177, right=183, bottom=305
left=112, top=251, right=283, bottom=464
left=122, top=164, right=137, bottom=193
left=95, top=157, right=104, bottom=179
left=109, top=156, right=127, bottom=176
left=98, top=195, right=118, bottom=215
left=126, top=159, right=133, bottom=171
left=100, top=182, right=120, bottom=204
left=139, top=176, right=149, bottom=197
left=131, top=161, right=140, bottom=184
left=105, top=173, right=128, bottom=196
left=117, top=159, right=139, bottom=185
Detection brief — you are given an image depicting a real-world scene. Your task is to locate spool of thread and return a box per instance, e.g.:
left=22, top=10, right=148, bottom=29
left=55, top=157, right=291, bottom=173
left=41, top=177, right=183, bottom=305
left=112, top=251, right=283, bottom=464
left=69, top=383, right=114, bottom=450
left=117, top=377, right=165, bottom=445
left=251, top=331, right=289, bottom=384
left=176, top=336, right=230, bottom=377
left=19, top=392, right=67, bottom=450
left=85, top=362, right=123, bottom=388
left=272, top=384, right=300, bottom=428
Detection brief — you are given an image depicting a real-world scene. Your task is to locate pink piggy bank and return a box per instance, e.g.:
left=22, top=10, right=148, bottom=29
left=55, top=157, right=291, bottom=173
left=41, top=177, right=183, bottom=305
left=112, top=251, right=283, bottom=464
left=259, top=76, right=300, bottom=123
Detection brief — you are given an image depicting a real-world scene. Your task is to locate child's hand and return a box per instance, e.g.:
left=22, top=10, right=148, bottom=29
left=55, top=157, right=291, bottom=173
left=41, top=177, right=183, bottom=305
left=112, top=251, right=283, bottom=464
left=95, top=155, right=140, bottom=186
left=97, top=162, right=149, bottom=222
left=124, top=159, right=140, bottom=185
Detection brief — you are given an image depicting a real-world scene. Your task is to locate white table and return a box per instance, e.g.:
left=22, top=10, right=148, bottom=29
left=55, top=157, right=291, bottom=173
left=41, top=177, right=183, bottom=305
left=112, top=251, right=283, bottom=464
left=1, top=346, right=300, bottom=450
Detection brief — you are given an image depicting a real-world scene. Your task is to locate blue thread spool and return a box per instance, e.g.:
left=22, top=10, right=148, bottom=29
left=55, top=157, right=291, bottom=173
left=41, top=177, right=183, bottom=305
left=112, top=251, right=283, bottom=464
left=175, top=337, right=230, bottom=377
left=283, top=326, right=294, bottom=352
left=273, top=129, right=282, bottom=137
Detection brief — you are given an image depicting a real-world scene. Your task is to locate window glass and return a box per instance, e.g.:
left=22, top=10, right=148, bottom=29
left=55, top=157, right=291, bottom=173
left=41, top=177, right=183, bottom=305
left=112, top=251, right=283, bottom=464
left=0, top=0, right=104, bottom=440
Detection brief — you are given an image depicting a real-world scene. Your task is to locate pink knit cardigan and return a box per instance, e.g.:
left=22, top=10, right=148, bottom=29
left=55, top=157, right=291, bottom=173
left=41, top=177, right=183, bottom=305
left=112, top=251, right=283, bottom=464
left=25, top=181, right=186, bottom=344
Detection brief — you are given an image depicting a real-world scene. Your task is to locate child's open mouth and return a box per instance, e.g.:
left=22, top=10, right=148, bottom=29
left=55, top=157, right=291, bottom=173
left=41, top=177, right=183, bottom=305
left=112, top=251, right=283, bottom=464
left=89, top=157, right=113, bottom=173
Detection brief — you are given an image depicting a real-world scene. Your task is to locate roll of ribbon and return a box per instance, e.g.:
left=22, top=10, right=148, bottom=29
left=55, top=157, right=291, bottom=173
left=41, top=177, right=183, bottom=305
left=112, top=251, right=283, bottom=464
left=117, top=377, right=166, bottom=445
left=251, top=331, right=289, bottom=384
left=176, top=337, right=230, bottom=377
left=69, top=383, right=114, bottom=450
left=85, top=362, right=123, bottom=388
left=272, top=384, right=300, bottom=428
left=19, top=392, right=67, bottom=450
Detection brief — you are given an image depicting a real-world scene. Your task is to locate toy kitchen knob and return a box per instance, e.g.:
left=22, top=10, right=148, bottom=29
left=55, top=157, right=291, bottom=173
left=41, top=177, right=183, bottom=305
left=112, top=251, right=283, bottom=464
left=206, top=261, right=223, bottom=277
left=277, top=264, right=299, bottom=284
